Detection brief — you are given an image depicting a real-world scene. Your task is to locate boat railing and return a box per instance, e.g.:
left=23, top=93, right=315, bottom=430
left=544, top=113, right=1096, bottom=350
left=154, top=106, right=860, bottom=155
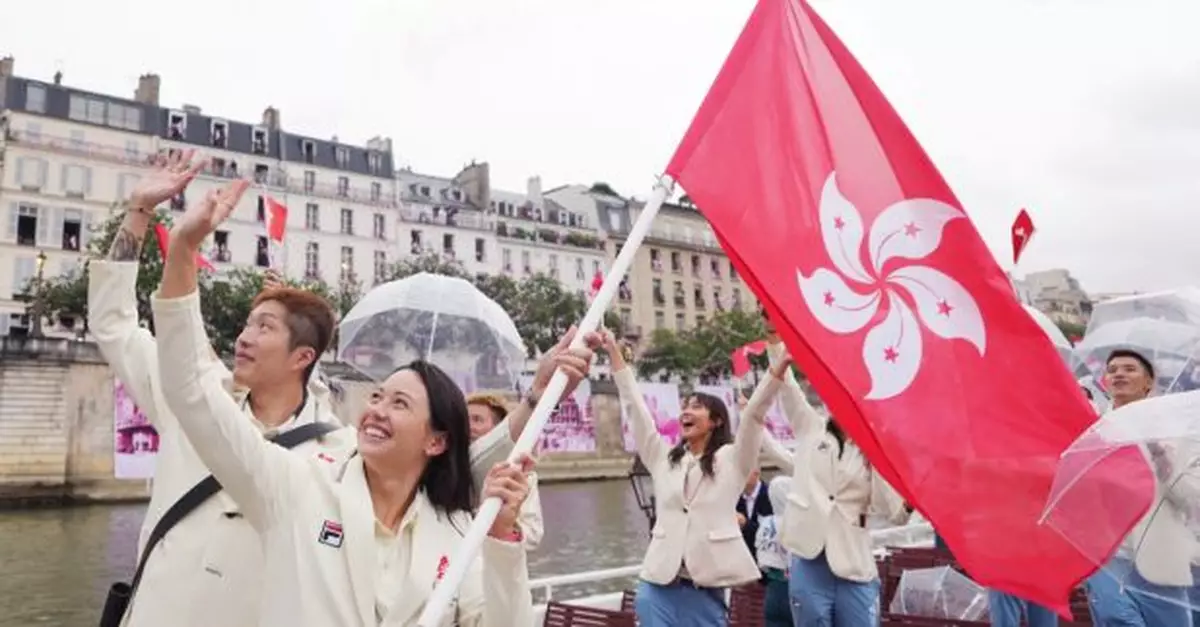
left=529, top=521, right=934, bottom=613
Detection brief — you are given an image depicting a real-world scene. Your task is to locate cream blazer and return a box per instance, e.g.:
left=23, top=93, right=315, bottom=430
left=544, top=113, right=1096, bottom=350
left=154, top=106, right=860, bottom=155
left=90, top=261, right=518, bottom=627
left=151, top=289, right=533, bottom=627
left=518, top=473, right=545, bottom=551
left=615, top=367, right=781, bottom=588
left=761, top=343, right=907, bottom=583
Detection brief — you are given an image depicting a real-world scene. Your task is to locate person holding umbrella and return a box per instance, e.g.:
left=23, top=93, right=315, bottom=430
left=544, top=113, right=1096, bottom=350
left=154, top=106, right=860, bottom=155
left=1086, top=349, right=1199, bottom=627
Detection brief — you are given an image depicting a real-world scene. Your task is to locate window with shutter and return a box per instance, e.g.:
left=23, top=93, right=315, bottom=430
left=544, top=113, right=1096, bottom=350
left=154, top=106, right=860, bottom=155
left=12, top=257, right=36, bottom=297
left=0, top=313, right=9, bottom=337
left=7, top=204, right=18, bottom=241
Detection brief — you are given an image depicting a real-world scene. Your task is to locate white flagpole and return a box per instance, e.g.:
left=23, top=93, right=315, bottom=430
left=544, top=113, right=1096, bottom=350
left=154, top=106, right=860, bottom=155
left=416, top=175, right=674, bottom=626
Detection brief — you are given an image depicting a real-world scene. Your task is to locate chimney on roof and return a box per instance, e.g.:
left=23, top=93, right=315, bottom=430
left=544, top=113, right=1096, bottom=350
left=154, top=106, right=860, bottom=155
left=527, top=176, right=543, bottom=204
left=453, top=161, right=491, bottom=210
left=0, top=56, right=14, bottom=78
left=53, top=71, right=62, bottom=85
left=366, top=136, right=393, bottom=154
left=262, top=106, right=280, bottom=131
left=134, top=74, right=160, bottom=105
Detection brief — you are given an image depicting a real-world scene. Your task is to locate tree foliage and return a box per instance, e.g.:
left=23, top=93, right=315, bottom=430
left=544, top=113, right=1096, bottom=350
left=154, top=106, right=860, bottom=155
left=636, top=308, right=770, bottom=382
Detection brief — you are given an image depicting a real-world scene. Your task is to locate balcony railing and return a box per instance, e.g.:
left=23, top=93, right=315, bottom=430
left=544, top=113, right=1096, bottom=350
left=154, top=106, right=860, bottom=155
left=399, top=206, right=493, bottom=232
left=497, top=223, right=605, bottom=252
left=8, top=130, right=154, bottom=168
left=284, top=179, right=395, bottom=209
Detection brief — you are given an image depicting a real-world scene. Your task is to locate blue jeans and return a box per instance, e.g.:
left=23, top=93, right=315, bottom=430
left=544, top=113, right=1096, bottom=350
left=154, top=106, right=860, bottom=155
left=789, top=552, right=881, bottom=626
left=1086, top=560, right=1192, bottom=627
left=989, top=590, right=1057, bottom=627
left=635, top=579, right=726, bottom=626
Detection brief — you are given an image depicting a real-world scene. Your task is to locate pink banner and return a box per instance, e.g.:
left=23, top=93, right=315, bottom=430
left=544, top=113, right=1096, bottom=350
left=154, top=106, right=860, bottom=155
left=113, top=379, right=158, bottom=479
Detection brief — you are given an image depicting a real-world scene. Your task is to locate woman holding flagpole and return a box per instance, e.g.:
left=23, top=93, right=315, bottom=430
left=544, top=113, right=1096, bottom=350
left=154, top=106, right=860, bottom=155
left=601, top=331, right=787, bottom=626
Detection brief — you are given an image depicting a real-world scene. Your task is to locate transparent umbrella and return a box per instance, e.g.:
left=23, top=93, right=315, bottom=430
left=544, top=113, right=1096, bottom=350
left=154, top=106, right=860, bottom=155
left=1041, top=390, right=1200, bottom=612
left=1077, top=289, right=1200, bottom=395
left=337, top=272, right=526, bottom=393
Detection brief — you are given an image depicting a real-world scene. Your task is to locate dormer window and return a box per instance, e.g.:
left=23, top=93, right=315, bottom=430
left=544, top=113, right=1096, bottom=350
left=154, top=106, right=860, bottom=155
left=168, top=111, right=187, bottom=140
left=252, top=128, right=268, bottom=154
left=367, top=152, right=381, bottom=174
left=301, top=140, right=315, bottom=164
left=335, top=147, right=349, bottom=168
left=211, top=121, right=228, bottom=148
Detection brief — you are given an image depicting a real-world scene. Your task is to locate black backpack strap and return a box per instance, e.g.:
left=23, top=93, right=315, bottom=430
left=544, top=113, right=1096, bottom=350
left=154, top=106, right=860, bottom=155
left=125, top=420, right=340, bottom=594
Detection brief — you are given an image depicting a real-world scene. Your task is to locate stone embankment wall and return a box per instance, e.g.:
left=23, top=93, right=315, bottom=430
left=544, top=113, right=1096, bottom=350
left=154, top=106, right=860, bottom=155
left=0, top=338, right=783, bottom=505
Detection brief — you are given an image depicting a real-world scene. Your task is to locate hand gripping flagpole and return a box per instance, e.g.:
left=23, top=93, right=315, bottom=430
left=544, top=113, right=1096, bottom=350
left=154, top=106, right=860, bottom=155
left=417, top=175, right=675, bottom=626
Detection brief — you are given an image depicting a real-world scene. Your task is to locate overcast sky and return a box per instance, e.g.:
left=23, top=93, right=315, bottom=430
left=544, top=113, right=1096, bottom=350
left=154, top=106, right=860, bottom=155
left=3, top=0, right=1197, bottom=293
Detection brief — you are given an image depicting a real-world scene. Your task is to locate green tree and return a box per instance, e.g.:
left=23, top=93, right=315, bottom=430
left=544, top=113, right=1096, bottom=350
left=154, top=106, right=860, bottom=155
left=385, top=251, right=470, bottom=280
left=1055, top=320, right=1087, bottom=341
left=635, top=308, right=769, bottom=382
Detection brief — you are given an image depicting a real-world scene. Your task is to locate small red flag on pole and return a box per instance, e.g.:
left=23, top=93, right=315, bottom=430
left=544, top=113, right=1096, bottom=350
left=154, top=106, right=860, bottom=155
left=1011, top=208, right=1035, bottom=265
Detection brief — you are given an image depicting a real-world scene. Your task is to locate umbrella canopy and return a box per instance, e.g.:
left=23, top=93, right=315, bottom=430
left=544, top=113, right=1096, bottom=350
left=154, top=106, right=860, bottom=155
left=337, top=273, right=526, bottom=392
left=1075, top=288, right=1200, bottom=394
left=1041, top=390, right=1200, bottom=612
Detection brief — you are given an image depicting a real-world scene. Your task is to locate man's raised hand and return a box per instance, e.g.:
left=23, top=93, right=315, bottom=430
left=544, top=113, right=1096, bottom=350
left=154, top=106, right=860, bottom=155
left=130, top=149, right=206, bottom=212
left=171, top=179, right=251, bottom=251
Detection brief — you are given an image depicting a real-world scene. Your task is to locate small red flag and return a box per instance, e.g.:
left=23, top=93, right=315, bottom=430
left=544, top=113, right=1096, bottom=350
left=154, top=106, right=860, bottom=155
left=730, top=340, right=768, bottom=379
left=265, top=196, right=288, bottom=243
left=1011, top=208, right=1035, bottom=265
left=588, top=271, right=604, bottom=300
left=153, top=223, right=214, bottom=271
left=664, top=0, right=1150, bottom=612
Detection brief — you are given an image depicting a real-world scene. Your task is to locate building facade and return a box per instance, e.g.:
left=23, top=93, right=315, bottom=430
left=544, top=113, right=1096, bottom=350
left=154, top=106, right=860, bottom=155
left=490, top=177, right=607, bottom=295
left=0, top=57, right=396, bottom=336
left=396, top=163, right=498, bottom=276
left=600, top=196, right=757, bottom=341
left=1023, top=268, right=1092, bottom=328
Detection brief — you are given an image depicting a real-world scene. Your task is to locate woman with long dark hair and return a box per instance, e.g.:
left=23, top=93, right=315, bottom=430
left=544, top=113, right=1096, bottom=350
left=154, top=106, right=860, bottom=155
left=601, top=331, right=788, bottom=626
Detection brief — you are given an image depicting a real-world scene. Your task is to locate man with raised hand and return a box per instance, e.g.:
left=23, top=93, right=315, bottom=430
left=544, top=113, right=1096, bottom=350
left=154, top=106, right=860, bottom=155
left=90, top=152, right=360, bottom=627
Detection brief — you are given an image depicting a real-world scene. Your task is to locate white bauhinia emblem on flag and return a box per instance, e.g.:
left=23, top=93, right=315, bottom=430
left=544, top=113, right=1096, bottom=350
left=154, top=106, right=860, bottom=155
left=797, top=173, right=987, bottom=400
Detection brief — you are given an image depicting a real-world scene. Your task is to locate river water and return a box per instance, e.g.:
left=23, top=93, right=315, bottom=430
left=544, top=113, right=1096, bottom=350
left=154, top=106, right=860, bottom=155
left=0, top=479, right=649, bottom=627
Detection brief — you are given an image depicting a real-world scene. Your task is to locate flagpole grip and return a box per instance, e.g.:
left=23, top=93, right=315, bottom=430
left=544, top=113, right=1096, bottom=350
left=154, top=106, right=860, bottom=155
left=416, top=176, right=675, bottom=627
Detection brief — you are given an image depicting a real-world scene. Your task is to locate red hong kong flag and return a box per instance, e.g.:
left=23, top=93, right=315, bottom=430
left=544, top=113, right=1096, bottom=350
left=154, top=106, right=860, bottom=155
left=664, top=0, right=1152, bottom=612
left=265, top=196, right=288, bottom=243
left=730, top=340, right=768, bottom=379
left=1012, top=208, right=1036, bottom=265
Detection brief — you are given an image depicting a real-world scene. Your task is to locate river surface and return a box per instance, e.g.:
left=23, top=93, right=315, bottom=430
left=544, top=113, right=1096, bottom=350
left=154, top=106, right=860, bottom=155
left=0, top=479, right=649, bottom=627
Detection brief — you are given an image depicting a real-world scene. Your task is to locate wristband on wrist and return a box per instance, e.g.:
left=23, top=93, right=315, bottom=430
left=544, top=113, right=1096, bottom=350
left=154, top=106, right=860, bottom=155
left=123, top=200, right=156, bottom=217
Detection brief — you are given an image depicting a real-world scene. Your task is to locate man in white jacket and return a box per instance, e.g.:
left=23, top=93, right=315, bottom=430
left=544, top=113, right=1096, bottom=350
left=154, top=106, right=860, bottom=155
left=467, top=392, right=545, bottom=550
left=91, top=153, right=528, bottom=626
left=1085, top=348, right=1199, bottom=627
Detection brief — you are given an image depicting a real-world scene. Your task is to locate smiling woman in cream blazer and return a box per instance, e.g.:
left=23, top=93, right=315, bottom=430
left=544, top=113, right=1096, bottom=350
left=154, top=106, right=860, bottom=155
left=602, top=333, right=786, bottom=627
left=759, top=341, right=907, bottom=627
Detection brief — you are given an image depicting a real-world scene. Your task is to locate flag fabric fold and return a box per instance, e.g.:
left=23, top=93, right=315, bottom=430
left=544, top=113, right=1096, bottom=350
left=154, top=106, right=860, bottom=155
left=663, top=0, right=1151, bottom=612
